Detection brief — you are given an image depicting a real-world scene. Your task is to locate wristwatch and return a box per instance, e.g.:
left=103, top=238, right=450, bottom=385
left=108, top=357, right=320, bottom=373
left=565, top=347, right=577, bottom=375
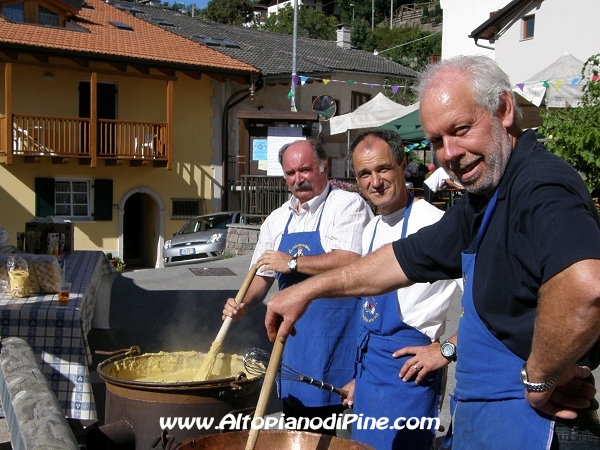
left=287, top=254, right=298, bottom=272
left=440, top=340, right=457, bottom=362
left=520, top=364, right=559, bottom=392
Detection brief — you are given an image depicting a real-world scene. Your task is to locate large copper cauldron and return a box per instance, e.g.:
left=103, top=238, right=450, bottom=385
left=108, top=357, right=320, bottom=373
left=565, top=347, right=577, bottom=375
left=172, top=430, right=375, bottom=450
left=91, top=347, right=262, bottom=450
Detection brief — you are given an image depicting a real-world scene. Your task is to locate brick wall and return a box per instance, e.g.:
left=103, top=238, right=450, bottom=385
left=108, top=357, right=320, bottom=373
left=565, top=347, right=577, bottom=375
left=225, top=224, right=260, bottom=256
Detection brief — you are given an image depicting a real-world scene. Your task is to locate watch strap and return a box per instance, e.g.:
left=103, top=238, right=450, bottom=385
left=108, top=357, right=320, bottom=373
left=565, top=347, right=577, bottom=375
left=520, top=364, right=559, bottom=392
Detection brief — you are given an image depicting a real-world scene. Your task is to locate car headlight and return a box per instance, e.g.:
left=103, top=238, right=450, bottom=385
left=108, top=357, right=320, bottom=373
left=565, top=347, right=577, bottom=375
left=207, top=233, right=225, bottom=244
left=164, top=240, right=172, bottom=249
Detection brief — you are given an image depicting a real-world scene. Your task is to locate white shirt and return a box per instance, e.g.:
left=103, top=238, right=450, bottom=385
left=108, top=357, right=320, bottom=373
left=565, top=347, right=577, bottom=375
left=252, top=183, right=373, bottom=277
left=361, top=199, right=462, bottom=340
left=424, top=167, right=454, bottom=192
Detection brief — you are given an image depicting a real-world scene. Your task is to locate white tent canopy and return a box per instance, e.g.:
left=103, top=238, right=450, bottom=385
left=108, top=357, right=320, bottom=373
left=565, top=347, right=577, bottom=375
left=514, top=52, right=585, bottom=108
left=329, top=92, right=418, bottom=135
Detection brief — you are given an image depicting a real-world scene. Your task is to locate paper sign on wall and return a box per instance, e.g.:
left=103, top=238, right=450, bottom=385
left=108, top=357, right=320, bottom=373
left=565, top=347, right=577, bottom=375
left=267, top=127, right=304, bottom=176
left=253, top=139, right=268, bottom=161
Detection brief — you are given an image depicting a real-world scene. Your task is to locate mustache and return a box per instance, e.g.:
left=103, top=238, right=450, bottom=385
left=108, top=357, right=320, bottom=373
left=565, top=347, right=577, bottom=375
left=293, top=180, right=313, bottom=190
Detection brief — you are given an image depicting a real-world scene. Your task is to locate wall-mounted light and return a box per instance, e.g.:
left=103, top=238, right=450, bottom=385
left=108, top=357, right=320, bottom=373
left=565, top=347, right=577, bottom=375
left=44, top=72, right=54, bottom=80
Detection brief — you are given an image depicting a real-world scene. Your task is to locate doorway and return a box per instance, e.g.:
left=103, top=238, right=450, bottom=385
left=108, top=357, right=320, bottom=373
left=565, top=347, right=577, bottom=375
left=79, top=81, right=117, bottom=154
left=119, top=187, right=165, bottom=269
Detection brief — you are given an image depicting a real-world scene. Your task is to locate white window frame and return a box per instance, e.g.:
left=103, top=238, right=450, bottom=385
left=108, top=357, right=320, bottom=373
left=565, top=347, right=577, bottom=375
left=54, top=178, right=93, bottom=220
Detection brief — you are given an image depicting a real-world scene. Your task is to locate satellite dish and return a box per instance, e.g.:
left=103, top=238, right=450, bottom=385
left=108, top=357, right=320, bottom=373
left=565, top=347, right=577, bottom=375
left=312, top=95, right=336, bottom=121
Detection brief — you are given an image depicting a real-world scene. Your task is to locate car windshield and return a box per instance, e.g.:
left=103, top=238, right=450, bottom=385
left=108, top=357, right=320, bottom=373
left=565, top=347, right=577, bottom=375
left=178, top=214, right=234, bottom=234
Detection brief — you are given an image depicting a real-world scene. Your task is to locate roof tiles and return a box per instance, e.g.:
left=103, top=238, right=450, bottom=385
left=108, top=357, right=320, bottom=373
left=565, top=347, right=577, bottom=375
left=0, top=0, right=258, bottom=74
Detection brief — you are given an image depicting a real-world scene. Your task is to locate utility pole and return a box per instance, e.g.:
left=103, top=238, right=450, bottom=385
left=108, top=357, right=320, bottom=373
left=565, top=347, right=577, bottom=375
left=291, top=0, right=298, bottom=112
left=372, top=0, right=374, bottom=30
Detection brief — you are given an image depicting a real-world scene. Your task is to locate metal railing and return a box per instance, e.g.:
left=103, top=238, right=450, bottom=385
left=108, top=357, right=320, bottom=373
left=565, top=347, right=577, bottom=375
left=240, top=176, right=360, bottom=223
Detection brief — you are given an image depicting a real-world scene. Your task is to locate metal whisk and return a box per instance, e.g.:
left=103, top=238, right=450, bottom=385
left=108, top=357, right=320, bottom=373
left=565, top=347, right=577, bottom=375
left=243, top=348, right=348, bottom=397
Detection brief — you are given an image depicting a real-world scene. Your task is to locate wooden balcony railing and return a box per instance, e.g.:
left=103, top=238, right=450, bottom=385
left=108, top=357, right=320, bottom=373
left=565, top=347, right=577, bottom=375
left=13, top=115, right=90, bottom=156
left=10, top=115, right=168, bottom=163
left=98, top=119, right=167, bottom=159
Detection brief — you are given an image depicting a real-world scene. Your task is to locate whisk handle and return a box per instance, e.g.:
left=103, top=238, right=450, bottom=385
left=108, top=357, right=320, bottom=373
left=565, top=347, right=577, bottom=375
left=299, top=376, right=348, bottom=398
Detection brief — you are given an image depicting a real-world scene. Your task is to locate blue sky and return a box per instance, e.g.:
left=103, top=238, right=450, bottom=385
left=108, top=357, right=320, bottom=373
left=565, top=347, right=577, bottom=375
left=178, top=0, right=210, bottom=8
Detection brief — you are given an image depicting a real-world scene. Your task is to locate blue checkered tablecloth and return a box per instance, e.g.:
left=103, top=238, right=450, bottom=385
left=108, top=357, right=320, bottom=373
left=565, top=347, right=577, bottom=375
left=0, top=251, right=115, bottom=421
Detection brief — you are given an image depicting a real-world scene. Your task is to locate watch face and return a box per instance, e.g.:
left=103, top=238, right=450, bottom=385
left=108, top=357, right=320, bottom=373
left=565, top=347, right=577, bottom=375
left=441, top=342, right=455, bottom=358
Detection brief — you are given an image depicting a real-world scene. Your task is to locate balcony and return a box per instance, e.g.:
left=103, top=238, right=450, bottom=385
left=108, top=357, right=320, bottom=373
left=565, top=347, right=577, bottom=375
left=6, top=114, right=169, bottom=167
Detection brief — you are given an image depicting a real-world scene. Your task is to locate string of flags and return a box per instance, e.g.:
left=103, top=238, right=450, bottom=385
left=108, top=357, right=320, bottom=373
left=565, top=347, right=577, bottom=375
left=514, top=75, right=599, bottom=92
left=287, top=74, right=409, bottom=99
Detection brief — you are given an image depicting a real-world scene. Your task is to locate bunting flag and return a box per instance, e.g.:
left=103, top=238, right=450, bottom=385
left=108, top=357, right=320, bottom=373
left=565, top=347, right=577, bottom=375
left=291, top=74, right=299, bottom=86
left=542, top=81, right=549, bottom=88
left=287, top=88, right=293, bottom=99
left=594, top=75, right=600, bottom=82
left=516, top=83, right=525, bottom=91
left=555, top=80, right=564, bottom=90
left=391, top=85, right=399, bottom=94
left=300, top=76, right=308, bottom=85
left=323, top=79, right=331, bottom=85
left=369, top=84, right=376, bottom=88
left=571, top=77, right=581, bottom=86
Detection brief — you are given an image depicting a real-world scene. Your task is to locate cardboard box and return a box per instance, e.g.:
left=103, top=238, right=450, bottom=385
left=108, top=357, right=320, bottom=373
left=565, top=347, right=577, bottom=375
left=24, top=222, right=74, bottom=254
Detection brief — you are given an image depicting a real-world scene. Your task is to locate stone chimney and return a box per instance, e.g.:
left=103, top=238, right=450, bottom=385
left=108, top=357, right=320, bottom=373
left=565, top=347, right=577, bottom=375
left=336, top=24, right=351, bottom=49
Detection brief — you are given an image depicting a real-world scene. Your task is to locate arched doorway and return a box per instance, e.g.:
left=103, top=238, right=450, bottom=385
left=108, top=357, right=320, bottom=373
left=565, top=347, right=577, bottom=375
left=118, top=187, right=165, bottom=269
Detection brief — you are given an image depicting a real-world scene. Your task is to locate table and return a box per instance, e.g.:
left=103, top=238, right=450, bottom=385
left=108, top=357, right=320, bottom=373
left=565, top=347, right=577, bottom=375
left=0, top=251, right=115, bottom=421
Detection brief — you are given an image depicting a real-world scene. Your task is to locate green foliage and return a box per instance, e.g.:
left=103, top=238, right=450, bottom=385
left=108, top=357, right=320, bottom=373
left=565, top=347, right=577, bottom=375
left=205, top=0, right=255, bottom=25
left=371, top=25, right=441, bottom=72
left=258, top=5, right=337, bottom=40
left=539, top=54, right=600, bottom=190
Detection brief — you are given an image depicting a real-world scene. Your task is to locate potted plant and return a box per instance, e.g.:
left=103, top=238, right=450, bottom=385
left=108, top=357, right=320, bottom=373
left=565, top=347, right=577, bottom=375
left=112, top=256, right=126, bottom=272
left=105, top=253, right=126, bottom=272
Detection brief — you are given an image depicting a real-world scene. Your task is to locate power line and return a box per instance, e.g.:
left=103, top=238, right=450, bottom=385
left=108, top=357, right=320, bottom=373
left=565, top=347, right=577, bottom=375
left=375, top=29, right=441, bottom=55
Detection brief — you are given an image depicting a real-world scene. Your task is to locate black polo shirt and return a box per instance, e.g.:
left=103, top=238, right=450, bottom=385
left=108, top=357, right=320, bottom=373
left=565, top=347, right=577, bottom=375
left=393, top=130, right=600, bottom=368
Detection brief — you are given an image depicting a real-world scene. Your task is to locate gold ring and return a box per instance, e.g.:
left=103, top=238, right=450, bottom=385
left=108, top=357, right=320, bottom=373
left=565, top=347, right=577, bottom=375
left=413, top=364, right=419, bottom=371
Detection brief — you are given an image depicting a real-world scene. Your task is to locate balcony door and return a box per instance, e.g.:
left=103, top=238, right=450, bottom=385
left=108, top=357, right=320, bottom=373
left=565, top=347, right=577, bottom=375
left=79, top=82, right=117, bottom=154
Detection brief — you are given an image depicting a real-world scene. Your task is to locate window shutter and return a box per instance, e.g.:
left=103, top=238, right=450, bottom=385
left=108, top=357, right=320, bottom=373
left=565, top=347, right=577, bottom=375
left=35, top=178, right=55, bottom=217
left=94, top=179, right=113, bottom=221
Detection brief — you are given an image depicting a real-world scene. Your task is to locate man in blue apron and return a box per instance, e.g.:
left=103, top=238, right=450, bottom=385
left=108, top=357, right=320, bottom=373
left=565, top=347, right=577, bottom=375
left=341, top=129, right=461, bottom=450
left=223, top=139, right=372, bottom=434
left=265, top=56, right=600, bottom=449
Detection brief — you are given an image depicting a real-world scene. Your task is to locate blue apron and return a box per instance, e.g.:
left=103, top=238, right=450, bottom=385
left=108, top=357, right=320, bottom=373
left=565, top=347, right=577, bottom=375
left=452, top=190, right=554, bottom=449
left=354, top=196, right=443, bottom=450
left=277, top=186, right=360, bottom=407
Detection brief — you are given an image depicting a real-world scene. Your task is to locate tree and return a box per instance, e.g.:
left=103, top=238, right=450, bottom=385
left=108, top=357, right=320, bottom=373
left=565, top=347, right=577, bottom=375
left=539, top=54, right=600, bottom=190
left=204, top=0, right=255, bottom=25
left=259, top=5, right=337, bottom=40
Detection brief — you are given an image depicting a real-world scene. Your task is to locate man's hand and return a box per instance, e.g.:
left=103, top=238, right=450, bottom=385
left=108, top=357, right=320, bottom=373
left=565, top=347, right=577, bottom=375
left=525, top=365, right=596, bottom=419
left=256, top=250, right=293, bottom=274
left=222, top=297, right=248, bottom=322
left=265, top=283, right=314, bottom=342
left=395, top=342, right=450, bottom=383
left=342, top=379, right=355, bottom=407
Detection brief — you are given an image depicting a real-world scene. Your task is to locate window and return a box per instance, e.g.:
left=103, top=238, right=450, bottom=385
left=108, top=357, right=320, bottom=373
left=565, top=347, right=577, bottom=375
left=2, top=2, right=24, bottom=22
left=171, top=198, right=203, bottom=219
left=39, top=5, right=59, bottom=26
left=35, top=178, right=113, bottom=221
left=522, top=15, right=535, bottom=40
left=351, top=92, right=372, bottom=111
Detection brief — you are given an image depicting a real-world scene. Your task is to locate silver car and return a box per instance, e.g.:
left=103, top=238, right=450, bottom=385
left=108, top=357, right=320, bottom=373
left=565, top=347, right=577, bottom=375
left=162, top=211, right=242, bottom=267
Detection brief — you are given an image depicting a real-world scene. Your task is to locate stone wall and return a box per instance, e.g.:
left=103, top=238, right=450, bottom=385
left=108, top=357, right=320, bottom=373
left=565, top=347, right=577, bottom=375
left=225, top=224, right=261, bottom=256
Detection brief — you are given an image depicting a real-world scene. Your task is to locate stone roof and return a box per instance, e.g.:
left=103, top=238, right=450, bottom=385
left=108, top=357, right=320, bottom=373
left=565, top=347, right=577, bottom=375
left=112, top=1, right=419, bottom=80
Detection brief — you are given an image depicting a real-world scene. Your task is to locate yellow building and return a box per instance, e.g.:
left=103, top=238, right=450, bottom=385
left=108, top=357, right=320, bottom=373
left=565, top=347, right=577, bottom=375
left=0, top=0, right=259, bottom=267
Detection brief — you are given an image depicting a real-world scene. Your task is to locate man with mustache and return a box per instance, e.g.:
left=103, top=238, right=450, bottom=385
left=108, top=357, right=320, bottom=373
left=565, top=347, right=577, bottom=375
left=264, top=56, right=600, bottom=448
left=344, top=128, right=461, bottom=449
left=223, top=139, right=372, bottom=434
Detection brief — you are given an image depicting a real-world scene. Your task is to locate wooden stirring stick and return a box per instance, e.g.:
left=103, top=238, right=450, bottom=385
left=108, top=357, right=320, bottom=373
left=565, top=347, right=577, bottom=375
left=194, top=264, right=257, bottom=381
left=245, top=338, right=285, bottom=450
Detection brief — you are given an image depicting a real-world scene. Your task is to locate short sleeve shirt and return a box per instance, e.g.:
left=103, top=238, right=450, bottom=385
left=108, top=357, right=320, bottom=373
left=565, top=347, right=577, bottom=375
left=393, top=130, right=600, bottom=367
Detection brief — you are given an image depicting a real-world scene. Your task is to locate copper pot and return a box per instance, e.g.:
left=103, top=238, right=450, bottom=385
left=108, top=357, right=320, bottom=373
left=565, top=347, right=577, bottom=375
left=93, top=347, right=262, bottom=450
left=172, top=429, right=375, bottom=450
